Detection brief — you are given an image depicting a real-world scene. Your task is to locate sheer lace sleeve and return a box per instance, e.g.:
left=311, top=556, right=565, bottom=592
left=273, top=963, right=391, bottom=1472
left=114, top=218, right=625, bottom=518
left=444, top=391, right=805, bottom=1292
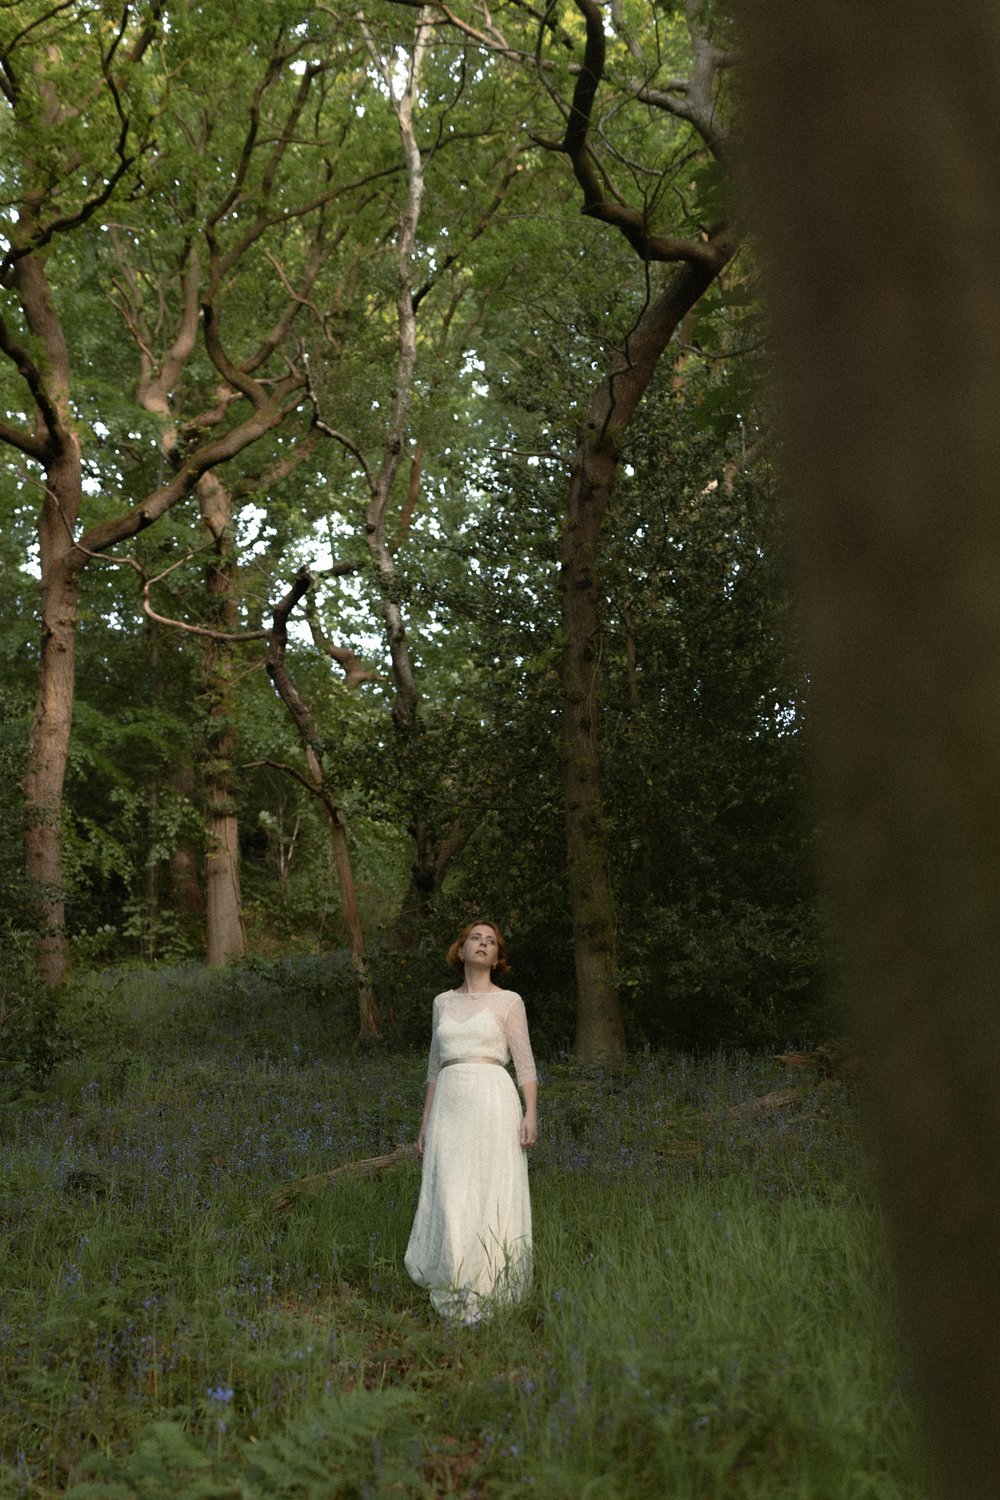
left=501, top=993, right=537, bottom=1086
left=426, top=993, right=445, bottom=1083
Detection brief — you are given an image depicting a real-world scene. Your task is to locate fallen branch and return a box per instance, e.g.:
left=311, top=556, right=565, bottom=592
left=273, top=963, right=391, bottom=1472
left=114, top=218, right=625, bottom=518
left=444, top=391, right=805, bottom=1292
left=273, top=1141, right=419, bottom=1218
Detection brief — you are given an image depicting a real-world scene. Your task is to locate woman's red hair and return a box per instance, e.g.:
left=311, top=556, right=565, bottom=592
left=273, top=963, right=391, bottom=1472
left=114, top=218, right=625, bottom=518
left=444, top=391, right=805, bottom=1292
left=446, top=919, right=510, bottom=977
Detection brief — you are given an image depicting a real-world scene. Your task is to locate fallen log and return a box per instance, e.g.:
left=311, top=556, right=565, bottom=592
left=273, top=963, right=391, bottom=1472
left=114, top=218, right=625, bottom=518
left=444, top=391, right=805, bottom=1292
left=274, top=1141, right=419, bottom=1219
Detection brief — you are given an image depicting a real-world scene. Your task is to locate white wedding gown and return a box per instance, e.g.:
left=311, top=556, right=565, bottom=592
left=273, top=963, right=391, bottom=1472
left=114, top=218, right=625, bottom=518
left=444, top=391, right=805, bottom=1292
left=405, top=988, right=536, bottom=1323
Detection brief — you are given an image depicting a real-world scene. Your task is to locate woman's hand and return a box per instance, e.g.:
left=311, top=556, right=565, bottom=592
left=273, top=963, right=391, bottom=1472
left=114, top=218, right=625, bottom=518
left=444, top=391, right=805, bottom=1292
left=417, top=1125, right=426, bottom=1157
left=520, top=1078, right=538, bottom=1149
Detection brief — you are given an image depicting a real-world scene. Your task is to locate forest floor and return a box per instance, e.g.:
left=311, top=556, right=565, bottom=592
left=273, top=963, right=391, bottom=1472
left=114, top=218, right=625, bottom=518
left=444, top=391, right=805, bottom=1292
left=0, top=967, right=924, bottom=1498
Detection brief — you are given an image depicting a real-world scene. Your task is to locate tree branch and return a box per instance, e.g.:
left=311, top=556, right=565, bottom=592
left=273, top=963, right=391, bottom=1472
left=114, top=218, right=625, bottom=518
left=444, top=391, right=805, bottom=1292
left=0, top=17, right=137, bottom=283
left=0, top=309, right=59, bottom=454
left=301, top=346, right=375, bottom=490
left=142, top=593, right=270, bottom=643
left=540, top=0, right=728, bottom=268
left=73, top=376, right=304, bottom=562
left=201, top=302, right=271, bottom=411
left=244, top=756, right=324, bottom=800
left=304, top=592, right=383, bottom=689
left=412, top=146, right=521, bottom=310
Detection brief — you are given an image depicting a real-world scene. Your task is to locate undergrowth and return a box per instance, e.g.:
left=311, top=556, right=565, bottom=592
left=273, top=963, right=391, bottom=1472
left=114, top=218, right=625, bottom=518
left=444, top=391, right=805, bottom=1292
left=0, top=966, right=924, bottom=1497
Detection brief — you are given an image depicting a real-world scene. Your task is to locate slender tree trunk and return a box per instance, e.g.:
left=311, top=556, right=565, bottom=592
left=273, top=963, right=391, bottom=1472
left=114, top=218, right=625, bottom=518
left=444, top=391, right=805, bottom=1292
left=323, top=801, right=379, bottom=1038
left=168, top=759, right=203, bottom=919
left=356, top=17, right=448, bottom=952
left=741, top=3, right=1000, bottom=1494
left=267, top=572, right=380, bottom=1037
left=200, top=474, right=247, bottom=965
left=563, top=441, right=626, bottom=1059
left=565, top=259, right=730, bottom=1060
left=23, top=452, right=80, bottom=985
left=14, top=237, right=83, bottom=986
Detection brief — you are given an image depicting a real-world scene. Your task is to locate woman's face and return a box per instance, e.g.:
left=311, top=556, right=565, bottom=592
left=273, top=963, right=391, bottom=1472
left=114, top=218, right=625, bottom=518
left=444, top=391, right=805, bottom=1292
left=460, top=925, right=500, bottom=967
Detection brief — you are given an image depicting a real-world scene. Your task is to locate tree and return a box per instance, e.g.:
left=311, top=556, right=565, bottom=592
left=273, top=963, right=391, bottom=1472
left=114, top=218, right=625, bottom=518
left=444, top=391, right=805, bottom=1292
left=398, top=0, right=741, bottom=1054
left=304, top=3, right=529, bottom=952
left=264, top=568, right=380, bottom=1036
left=0, top=7, right=288, bottom=973
left=0, top=3, right=398, bottom=975
left=741, top=1, right=1000, bottom=1493
left=551, top=0, right=740, bottom=1057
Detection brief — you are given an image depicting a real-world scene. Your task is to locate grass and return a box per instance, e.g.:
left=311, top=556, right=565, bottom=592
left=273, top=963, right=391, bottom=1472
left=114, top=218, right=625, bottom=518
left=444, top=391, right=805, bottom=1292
left=0, top=966, right=925, bottom=1497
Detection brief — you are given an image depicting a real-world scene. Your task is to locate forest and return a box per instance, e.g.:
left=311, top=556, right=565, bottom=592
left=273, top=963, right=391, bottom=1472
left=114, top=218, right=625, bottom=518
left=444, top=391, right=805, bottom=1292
left=9, top=1, right=1000, bottom=1497
left=0, top=0, right=819, bottom=1073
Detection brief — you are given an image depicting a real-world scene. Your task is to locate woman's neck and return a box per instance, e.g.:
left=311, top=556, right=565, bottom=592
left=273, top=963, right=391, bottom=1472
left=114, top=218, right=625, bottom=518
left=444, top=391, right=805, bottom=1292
left=457, top=967, right=499, bottom=994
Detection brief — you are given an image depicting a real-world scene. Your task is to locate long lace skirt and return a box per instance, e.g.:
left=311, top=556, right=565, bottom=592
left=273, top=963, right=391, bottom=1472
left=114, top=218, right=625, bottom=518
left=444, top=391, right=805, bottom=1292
left=405, top=1064, right=532, bottom=1322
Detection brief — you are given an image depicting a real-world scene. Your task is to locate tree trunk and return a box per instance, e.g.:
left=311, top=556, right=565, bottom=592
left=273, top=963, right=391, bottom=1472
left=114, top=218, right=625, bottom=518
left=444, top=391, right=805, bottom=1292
left=324, top=801, right=380, bottom=1039
left=564, top=260, right=730, bottom=1060
left=741, top=3, right=1000, bottom=1494
left=267, top=572, right=380, bottom=1037
left=563, top=441, right=626, bottom=1060
left=14, top=236, right=83, bottom=986
left=389, top=817, right=470, bottom=954
left=200, top=474, right=247, bottom=966
left=23, top=448, right=81, bottom=985
left=168, top=759, right=203, bottom=919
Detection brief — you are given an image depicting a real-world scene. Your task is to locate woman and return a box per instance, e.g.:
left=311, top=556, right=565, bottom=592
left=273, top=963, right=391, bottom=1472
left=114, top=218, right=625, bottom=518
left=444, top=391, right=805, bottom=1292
left=404, top=920, right=538, bottom=1323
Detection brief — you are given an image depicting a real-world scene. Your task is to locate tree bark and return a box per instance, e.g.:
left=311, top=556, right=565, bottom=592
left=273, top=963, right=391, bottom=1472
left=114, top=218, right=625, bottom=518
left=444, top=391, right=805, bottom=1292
left=199, top=473, right=247, bottom=966
left=565, top=260, right=730, bottom=1060
left=740, top=3, right=1000, bottom=1494
left=23, top=436, right=81, bottom=985
left=168, top=759, right=203, bottom=919
left=12, top=232, right=82, bottom=984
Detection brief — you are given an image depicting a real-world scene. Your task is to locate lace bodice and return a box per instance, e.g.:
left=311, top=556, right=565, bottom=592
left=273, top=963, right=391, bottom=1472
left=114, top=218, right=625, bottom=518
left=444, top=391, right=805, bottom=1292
left=426, top=988, right=537, bottom=1087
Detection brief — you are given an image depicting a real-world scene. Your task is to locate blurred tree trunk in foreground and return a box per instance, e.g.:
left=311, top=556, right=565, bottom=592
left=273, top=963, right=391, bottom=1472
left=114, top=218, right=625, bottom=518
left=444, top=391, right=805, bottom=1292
left=741, top=3, right=1000, bottom=1494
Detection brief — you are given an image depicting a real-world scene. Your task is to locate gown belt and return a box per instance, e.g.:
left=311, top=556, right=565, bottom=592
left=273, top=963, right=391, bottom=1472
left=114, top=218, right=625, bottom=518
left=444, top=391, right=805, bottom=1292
left=439, top=1056, right=505, bottom=1068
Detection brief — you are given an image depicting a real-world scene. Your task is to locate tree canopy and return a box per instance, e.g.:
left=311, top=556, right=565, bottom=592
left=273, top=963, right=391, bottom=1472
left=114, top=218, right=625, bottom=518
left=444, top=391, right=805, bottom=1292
left=0, top=0, right=820, bottom=1056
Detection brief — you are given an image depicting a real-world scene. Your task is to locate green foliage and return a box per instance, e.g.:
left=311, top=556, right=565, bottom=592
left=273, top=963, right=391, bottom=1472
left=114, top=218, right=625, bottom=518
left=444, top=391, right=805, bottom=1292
left=0, top=934, right=60, bottom=1096
left=0, top=0, right=821, bottom=1056
left=0, top=690, right=64, bottom=1092
left=592, top=384, right=820, bottom=1046
left=64, top=1390, right=425, bottom=1499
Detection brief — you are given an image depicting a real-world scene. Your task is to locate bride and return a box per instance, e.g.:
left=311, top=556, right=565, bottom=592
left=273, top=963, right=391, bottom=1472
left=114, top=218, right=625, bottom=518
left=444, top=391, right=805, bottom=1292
left=404, top=920, right=538, bottom=1323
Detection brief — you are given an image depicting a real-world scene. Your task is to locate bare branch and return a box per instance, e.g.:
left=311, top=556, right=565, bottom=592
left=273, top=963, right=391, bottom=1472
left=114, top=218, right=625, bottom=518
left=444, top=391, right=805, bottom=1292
left=243, top=231, right=340, bottom=377
left=412, top=146, right=521, bottom=310
left=266, top=569, right=333, bottom=795
left=0, top=414, right=43, bottom=457
left=141, top=589, right=270, bottom=643
left=127, top=2, right=164, bottom=65
left=205, top=34, right=289, bottom=232
left=74, top=375, right=304, bottom=561
left=200, top=303, right=271, bottom=411
left=0, top=1, right=76, bottom=84
left=244, top=756, right=323, bottom=799
left=231, top=431, right=319, bottom=501
left=301, top=345, right=375, bottom=490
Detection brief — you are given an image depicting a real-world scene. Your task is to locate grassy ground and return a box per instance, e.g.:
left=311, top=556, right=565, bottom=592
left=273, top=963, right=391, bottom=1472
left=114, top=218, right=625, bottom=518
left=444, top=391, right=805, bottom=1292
left=0, top=967, right=925, bottom=1497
